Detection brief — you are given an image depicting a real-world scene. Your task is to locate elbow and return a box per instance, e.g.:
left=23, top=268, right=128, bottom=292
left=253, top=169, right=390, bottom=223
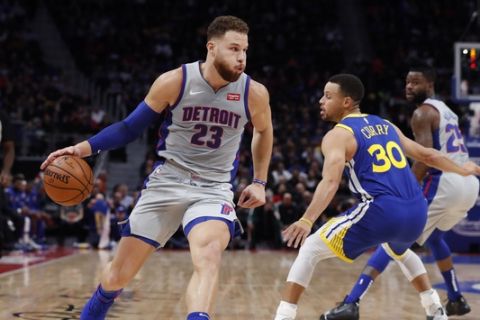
left=422, top=150, right=439, bottom=167
left=323, top=177, right=341, bottom=194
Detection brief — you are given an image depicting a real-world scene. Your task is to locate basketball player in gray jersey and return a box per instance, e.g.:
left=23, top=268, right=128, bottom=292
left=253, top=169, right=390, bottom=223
left=41, top=16, right=273, bottom=320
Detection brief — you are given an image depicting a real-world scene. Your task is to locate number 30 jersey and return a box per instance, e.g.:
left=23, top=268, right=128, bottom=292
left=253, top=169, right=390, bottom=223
left=157, top=61, right=251, bottom=183
left=336, top=114, right=421, bottom=201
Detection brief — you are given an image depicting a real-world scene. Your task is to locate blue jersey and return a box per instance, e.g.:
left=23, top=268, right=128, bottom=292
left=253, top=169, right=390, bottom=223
left=337, top=114, right=420, bottom=201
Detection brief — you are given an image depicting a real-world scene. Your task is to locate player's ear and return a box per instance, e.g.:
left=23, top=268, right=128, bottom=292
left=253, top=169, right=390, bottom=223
left=344, top=96, right=353, bottom=108
left=206, top=41, right=215, bottom=55
left=427, top=81, right=434, bottom=92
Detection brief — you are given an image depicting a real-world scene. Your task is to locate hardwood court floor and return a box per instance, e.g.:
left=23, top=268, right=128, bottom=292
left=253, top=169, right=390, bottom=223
left=0, top=249, right=479, bottom=319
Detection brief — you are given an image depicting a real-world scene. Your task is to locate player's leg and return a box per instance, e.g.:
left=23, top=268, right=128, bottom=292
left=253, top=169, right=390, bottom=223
left=80, top=164, right=186, bottom=320
left=80, top=236, right=156, bottom=320
left=186, top=220, right=231, bottom=320
left=384, top=243, right=446, bottom=320
left=318, top=246, right=393, bottom=320
left=343, top=245, right=391, bottom=304
left=320, top=194, right=430, bottom=320
left=274, top=233, right=336, bottom=320
left=426, top=229, right=470, bottom=315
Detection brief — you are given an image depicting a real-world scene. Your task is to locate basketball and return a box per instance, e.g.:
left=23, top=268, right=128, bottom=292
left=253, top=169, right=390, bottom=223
left=43, top=155, right=94, bottom=206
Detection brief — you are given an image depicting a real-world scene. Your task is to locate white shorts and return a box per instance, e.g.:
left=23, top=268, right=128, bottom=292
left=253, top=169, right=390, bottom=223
left=120, top=160, right=240, bottom=248
left=417, top=173, right=479, bottom=245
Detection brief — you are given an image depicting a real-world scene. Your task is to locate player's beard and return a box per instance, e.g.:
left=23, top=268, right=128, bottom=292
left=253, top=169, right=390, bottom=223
left=410, top=90, right=429, bottom=105
left=213, top=57, right=242, bottom=82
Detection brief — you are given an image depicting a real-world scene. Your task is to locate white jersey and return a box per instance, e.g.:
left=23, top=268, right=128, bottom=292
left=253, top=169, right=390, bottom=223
left=157, top=61, right=251, bottom=183
left=418, top=98, right=478, bottom=244
left=424, top=98, right=469, bottom=168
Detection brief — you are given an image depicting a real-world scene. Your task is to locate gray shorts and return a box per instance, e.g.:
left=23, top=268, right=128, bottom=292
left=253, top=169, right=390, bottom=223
left=120, top=160, right=241, bottom=248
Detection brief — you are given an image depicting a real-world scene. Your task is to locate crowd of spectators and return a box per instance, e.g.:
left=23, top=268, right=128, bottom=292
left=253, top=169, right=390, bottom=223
left=1, top=0, right=479, bottom=252
left=0, top=0, right=109, bottom=159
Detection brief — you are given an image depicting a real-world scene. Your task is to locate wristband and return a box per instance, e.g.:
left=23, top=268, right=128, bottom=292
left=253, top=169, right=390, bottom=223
left=299, top=217, right=313, bottom=228
left=252, top=178, right=267, bottom=186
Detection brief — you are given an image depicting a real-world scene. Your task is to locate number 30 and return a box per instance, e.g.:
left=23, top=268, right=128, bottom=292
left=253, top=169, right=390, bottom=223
left=368, top=141, right=407, bottom=173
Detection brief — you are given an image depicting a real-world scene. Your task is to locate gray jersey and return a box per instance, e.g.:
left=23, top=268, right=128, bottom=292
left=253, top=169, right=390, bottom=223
left=157, top=61, right=251, bottom=182
left=424, top=98, right=469, bottom=166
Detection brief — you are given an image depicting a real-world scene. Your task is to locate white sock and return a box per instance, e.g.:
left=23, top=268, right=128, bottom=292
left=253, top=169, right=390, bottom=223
left=274, top=301, right=297, bottom=320
left=420, top=289, right=442, bottom=316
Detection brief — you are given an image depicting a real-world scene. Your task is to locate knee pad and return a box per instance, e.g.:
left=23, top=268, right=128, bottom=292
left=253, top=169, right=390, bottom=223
left=286, top=235, right=335, bottom=287
left=393, top=249, right=427, bottom=281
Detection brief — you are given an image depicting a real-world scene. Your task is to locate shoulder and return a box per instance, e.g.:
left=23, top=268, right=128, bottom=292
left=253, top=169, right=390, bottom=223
left=152, top=67, right=184, bottom=90
left=323, top=126, right=354, bottom=145
left=145, top=67, right=184, bottom=111
left=248, top=79, right=269, bottom=103
left=412, top=103, right=439, bottom=127
left=247, top=79, right=271, bottom=122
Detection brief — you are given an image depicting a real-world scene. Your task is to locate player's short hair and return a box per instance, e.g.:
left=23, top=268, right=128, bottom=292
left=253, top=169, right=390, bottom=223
left=207, top=16, right=249, bottom=40
left=409, top=63, right=436, bottom=83
left=328, top=74, right=365, bottom=104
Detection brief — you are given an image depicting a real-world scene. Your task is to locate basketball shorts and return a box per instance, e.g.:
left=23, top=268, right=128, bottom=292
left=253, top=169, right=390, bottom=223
left=120, top=160, right=241, bottom=248
left=318, top=193, right=428, bottom=262
left=418, top=173, right=479, bottom=245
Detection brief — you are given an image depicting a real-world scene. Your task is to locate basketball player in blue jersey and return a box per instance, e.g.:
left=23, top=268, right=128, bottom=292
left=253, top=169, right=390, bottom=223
left=319, top=66, right=478, bottom=320
left=274, top=74, right=480, bottom=320
left=41, top=16, right=273, bottom=320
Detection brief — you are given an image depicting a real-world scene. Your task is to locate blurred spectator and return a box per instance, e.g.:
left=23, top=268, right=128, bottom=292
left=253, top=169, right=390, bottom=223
left=57, top=204, right=87, bottom=247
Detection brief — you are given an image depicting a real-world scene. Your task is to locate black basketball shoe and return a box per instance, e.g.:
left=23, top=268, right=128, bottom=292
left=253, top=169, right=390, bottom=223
left=319, top=301, right=359, bottom=320
left=445, top=295, right=471, bottom=316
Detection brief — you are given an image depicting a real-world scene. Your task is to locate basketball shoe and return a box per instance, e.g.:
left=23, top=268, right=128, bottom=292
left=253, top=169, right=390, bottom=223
left=426, top=305, right=448, bottom=320
left=319, top=300, right=359, bottom=320
left=445, top=295, right=470, bottom=316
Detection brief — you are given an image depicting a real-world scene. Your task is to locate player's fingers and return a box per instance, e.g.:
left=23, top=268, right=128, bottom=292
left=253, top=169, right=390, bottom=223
left=300, top=232, right=308, bottom=246
left=242, top=197, right=262, bottom=208
left=282, top=225, right=293, bottom=240
left=237, top=191, right=248, bottom=206
left=240, top=197, right=255, bottom=208
left=41, top=148, right=71, bottom=170
left=287, top=227, right=300, bottom=247
left=40, top=155, right=55, bottom=170
left=294, top=230, right=304, bottom=248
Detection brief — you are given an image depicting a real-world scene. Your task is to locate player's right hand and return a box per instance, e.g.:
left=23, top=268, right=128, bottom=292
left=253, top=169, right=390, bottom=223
left=462, top=161, right=480, bottom=176
left=282, top=220, right=311, bottom=248
left=40, top=146, right=81, bottom=170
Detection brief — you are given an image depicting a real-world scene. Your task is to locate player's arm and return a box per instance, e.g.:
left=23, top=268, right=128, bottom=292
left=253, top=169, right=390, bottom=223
left=283, top=127, right=349, bottom=248
left=410, top=105, right=438, bottom=182
left=41, top=68, right=183, bottom=169
left=237, top=80, right=273, bottom=208
left=393, top=124, right=480, bottom=176
left=248, top=80, right=273, bottom=183
left=302, top=128, right=347, bottom=223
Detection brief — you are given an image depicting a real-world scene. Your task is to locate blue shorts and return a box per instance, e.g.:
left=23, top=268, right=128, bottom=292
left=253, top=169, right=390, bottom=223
left=319, top=193, right=428, bottom=262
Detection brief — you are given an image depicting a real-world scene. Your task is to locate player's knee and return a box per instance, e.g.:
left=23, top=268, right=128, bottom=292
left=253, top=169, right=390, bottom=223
left=298, top=235, right=319, bottom=256
left=193, top=240, right=224, bottom=272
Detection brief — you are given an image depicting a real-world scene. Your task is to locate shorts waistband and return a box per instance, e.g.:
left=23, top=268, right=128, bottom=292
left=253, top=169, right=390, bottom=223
left=161, top=158, right=219, bottom=184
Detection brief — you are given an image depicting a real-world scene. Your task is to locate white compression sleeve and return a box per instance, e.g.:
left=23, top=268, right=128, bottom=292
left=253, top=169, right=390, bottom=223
left=388, top=248, right=427, bottom=281
left=286, top=233, right=336, bottom=287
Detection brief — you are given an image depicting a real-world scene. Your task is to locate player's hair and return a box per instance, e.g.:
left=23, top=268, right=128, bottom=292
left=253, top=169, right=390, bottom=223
left=328, top=74, right=365, bottom=104
left=409, top=63, right=436, bottom=83
left=207, top=16, right=249, bottom=40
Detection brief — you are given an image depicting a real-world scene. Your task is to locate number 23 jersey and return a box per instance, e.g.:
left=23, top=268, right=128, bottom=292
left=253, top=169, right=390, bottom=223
left=337, top=114, right=421, bottom=201
left=157, top=61, right=251, bottom=183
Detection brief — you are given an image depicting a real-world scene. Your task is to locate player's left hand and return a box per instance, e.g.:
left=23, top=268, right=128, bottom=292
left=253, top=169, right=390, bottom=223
left=237, top=183, right=266, bottom=208
left=282, top=220, right=311, bottom=248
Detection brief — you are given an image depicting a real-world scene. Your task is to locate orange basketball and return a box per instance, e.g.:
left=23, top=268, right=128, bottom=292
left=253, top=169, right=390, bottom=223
left=43, top=155, right=94, bottom=206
